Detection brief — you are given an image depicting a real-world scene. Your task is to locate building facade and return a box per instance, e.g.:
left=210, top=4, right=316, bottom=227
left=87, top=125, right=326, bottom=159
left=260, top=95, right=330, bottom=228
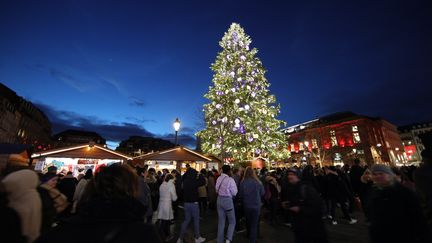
left=0, top=83, right=52, bottom=149
left=398, top=122, right=432, bottom=163
left=283, top=112, right=406, bottom=166
left=116, top=136, right=175, bottom=156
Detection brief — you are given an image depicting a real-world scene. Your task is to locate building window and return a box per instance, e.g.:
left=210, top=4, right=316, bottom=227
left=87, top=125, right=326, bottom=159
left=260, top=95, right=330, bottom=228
left=290, top=144, right=295, bottom=152
left=312, top=139, right=318, bottom=149
left=330, top=130, right=337, bottom=147
left=352, top=125, right=358, bottom=132
left=299, top=142, right=304, bottom=151
left=353, top=132, right=361, bottom=143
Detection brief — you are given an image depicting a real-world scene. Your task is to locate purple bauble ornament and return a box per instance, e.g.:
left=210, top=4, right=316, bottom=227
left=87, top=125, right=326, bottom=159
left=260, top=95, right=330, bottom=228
left=232, top=31, right=238, bottom=42
left=239, top=124, right=246, bottom=134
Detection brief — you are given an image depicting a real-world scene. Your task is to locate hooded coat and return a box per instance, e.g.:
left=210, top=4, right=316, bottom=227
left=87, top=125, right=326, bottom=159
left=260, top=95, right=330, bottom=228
left=2, top=170, right=42, bottom=243
left=182, top=168, right=205, bottom=203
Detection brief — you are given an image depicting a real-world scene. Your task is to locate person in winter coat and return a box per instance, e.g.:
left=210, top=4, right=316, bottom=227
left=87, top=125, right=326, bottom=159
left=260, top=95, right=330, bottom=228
left=239, top=167, right=264, bottom=243
left=207, top=171, right=217, bottom=210
left=367, top=164, right=428, bottom=243
left=265, top=172, right=281, bottom=225
left=36, top=164, right=162, bottom=243
left=157, top=174, right=177, bottom=241
left=147, top=168, right=160, bottom=213
left=177, top=165, right=206, bottom=243
left=350, top=159, right=365, bottom=197
left=171, top=169, right=182, bottom=219
left=2, top=169, right=42, bottom=243
left=414, top=149, right=432, bottom=241
left=359, top=168, right=373, bottom=219
left=57, top=171, right=78, bottom=203
left=136, top=167, right=153, bottom=223
left=324, top=166, right=357, bottom=225
left=71, top=169, right=92, bottom=213
left=198, top=169, right=208, bottom=215
left=0, top=181, right=26, bottom=243
left=38, top=172, right=68, bottom=234
left=284, top=169, right=328, bottom=243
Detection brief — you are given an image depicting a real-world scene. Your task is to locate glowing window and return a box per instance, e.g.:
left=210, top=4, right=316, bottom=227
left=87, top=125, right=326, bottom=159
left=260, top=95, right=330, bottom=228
left=312, top=139, right=318, bottom=149
left=353, top=132, right=361, bottom=143
left=299, top=142, right=304, bottom=151
left=330, top=130, right=337, bottom=147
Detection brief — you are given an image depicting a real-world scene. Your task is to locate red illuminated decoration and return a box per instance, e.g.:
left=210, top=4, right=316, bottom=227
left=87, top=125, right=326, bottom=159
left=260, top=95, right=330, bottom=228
left=339, top=138, right=345, bottom=147
left=404, top=145, right=416, bottom=157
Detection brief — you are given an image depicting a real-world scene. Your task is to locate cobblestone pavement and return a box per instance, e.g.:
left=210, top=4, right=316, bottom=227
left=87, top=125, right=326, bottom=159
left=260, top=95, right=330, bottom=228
left=162, top=207, right=370, bottom=243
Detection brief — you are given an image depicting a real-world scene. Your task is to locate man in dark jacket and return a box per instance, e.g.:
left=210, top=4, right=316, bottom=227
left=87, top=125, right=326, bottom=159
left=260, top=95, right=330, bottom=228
left=177, top=165, right=206, bottom=243
left=57, top=172, right=78, bottom=203
left=136, top=167, right=153, bottom=223
left=284, top=169, right=328, bottom=243
left=349, top=159, right=364, bottom=197
left=324, top=166, right=357, bottom=225
left=368, top=164, right=428, bottom=243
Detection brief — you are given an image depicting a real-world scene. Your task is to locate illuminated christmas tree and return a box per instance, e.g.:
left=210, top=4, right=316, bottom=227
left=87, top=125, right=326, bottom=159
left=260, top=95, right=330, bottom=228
left=197, top=23, right=288, bottom=162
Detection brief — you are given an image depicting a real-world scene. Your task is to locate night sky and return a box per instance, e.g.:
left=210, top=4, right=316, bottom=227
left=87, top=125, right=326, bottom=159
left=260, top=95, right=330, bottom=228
left=1, top=0, right=431, bottom=148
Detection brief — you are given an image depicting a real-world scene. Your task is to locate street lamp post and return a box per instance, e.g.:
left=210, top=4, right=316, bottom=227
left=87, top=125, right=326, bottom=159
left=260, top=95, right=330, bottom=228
left=173, top=118, right=181, bottom=146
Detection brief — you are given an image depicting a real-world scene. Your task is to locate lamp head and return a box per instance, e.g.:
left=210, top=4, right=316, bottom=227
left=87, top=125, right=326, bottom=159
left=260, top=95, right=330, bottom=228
left=173, top=118, right=181, bottom=131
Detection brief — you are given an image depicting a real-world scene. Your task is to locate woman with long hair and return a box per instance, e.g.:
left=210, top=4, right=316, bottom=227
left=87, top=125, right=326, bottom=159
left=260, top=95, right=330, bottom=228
left=239, top=166, right=264, bottom=243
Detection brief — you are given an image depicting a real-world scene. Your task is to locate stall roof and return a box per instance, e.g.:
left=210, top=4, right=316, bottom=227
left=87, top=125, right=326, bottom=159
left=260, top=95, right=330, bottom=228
left=31, top=143, right=131, bottom=160
left=134, top=146, right=213, bottom=162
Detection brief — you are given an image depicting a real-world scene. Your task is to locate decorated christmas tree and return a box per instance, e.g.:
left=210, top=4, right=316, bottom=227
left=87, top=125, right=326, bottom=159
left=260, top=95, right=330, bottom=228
left=197, top=23, right=288, bottom=162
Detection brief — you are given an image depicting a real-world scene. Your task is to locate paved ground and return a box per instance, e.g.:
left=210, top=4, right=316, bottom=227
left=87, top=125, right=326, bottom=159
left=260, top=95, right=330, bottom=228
left=162, top=207, right=370, bottom=243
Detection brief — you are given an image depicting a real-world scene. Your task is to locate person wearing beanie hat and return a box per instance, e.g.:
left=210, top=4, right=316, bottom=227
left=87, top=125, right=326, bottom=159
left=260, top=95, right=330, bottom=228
left=367, top=163, right=428, bottom=243
left=370, top=164, right=396, bottom=188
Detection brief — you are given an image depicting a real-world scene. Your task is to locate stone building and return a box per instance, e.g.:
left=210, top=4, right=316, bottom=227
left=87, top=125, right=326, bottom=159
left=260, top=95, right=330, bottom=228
left=0, top=83, right=52, bottom=149
left=283, top=112, right=406, bottom=166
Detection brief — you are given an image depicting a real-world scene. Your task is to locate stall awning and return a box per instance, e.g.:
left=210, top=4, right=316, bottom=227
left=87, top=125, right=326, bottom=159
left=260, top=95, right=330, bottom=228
left=134, top=146, right=212, bottom=162
left=32, top=143, right=131, bottom=160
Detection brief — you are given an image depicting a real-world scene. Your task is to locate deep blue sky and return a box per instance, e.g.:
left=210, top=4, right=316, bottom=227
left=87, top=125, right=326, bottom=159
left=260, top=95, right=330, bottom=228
left=1, top=0, right=431, bottom=148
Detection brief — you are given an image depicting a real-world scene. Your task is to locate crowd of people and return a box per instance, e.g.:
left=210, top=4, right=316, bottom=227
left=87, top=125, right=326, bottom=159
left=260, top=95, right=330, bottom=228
left=1, top=150, right=431, bottom=243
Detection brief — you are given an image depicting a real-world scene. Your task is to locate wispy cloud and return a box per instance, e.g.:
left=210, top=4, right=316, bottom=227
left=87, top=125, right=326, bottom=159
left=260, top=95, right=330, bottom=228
left=128, top=96, right=146, bottom=107
left=99, top=76, right=128, bottom=96
left=50, top=67, right=91, bottom=92
left=34, top=102, right=154, bottom=141
left=125, top=116, right=155, bottom=124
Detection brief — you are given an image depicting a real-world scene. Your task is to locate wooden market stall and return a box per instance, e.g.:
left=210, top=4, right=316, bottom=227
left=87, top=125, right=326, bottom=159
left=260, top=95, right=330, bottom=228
left=31, top=143, right=131, bottom=175
left=133, top=146, right=220, bottom=174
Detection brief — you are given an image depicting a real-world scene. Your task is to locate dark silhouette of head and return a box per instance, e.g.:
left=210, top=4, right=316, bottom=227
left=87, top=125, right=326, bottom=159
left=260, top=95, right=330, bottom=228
left=84, top=169, right=93, bottom=180
left=222, top=165, right=231, bottom=174
left=93, top=164, right=138, bottom=200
